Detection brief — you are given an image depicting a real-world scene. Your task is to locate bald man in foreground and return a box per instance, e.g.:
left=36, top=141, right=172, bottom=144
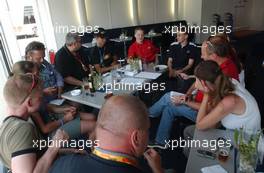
left=50, top=95, right=164, bottom=173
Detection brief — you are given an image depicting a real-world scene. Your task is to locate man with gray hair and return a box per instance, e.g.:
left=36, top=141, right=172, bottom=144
left=50, top=95, right=164, bottom=173
left=55, top=32, right=90, bottom=91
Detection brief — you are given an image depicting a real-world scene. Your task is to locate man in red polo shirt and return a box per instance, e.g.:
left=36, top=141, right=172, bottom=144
left=128, top=27, right=159, bottom=63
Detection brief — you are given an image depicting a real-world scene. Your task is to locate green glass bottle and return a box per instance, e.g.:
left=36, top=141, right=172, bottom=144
left=88, top=74, right=95, bottom=93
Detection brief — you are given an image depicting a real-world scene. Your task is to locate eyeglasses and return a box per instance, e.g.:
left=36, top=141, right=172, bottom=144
left=20, top=74, right=39, bottom=104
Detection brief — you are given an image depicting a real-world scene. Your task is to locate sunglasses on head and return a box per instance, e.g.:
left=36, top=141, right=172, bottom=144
left=206, top=40, right=213, bottom=46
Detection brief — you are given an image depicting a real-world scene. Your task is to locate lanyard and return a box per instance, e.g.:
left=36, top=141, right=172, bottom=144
left=92, top=148, right=139, bottom=168
left=97, top=47, right=105, bottom=64
left=64, top=45, right=88, bottom=72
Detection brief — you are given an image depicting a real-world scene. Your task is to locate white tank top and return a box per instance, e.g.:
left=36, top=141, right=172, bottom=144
left=221, top=79, right=261, bottom=133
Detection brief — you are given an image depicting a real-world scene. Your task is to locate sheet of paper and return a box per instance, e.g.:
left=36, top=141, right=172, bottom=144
left=135, top=72, right=162, bottom=80
left=49, top=99, right=65, bottom=106
left=120, top=77, right=146, bottom=85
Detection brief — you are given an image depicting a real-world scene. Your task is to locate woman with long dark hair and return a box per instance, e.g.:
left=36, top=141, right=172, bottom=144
left=194, top=60, right=260, bottom=131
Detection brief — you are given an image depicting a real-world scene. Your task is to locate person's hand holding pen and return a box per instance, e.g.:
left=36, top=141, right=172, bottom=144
left=171, top=69, right=183, bottom=78
left=179, top=73, right=189, bottom=80
left=179, top=73, right=196, bottom=80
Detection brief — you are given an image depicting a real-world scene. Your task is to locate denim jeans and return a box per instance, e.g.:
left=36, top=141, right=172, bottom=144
left=149, top=92, right=198, bottom=145
left=149, top=92, right=172, bottom=118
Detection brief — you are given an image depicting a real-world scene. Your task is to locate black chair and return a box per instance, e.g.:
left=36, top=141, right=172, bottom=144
left=244, top=42, right=264, bottom=128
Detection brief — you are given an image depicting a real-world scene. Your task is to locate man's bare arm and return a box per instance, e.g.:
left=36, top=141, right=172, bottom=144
left=181, top=58, right=194, bottom=72
left=167, top=58, right=174, bottom=77
left=11, top=146, right=59, bottom=173
left=64, top=76, right=83, bottom=87
left=11, top=129, right=68, bottom=173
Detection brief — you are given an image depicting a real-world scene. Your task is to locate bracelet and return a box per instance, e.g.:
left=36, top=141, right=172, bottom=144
left=59, top=119, right=64, bottom=126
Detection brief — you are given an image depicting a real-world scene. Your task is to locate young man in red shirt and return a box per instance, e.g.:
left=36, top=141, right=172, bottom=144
left=128, top=27, right=159, bottom=64
left=148, top=36, right=240, bottom=147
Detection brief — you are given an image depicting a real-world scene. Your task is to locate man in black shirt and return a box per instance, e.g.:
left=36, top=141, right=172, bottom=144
left=50, top=95, right=164, bottom=173
left=90, top=28, right=119, bottom=73
left=167, top=31, right=196, bottom=77
left=55, top=32, right=90, bottom=91
left=167, top=30, right=197, bottom=92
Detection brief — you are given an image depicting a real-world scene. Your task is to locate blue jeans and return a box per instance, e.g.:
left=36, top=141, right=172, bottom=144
left=149, top=92, right=197, bottom=145
left=149, top=92, right=172, bottom=117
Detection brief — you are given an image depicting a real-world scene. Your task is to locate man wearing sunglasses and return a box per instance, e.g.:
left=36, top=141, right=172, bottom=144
left=0, top=74, right=68, bottom=173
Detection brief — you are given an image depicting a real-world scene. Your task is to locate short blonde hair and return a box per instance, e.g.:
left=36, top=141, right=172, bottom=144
left=4, top=74, right=42, bottom=107
left=11, top=61, right=38, bottom=76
